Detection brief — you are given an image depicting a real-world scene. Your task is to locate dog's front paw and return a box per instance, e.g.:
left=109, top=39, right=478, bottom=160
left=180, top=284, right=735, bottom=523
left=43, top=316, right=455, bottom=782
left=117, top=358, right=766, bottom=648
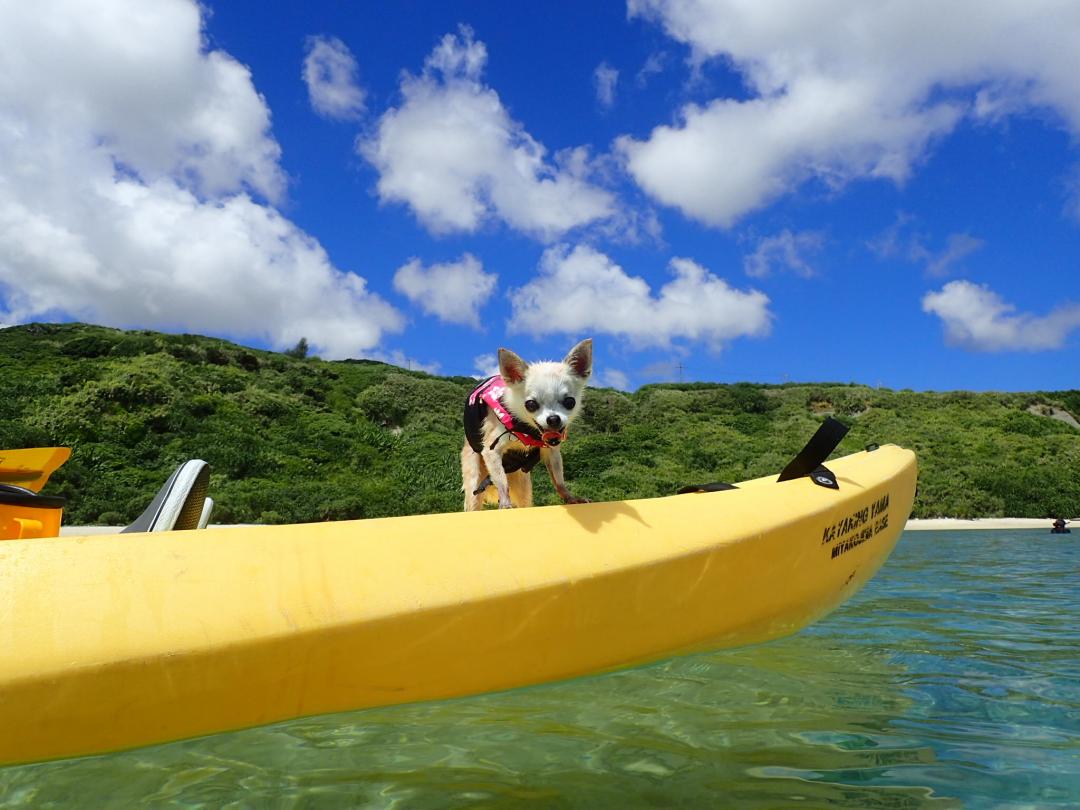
left=498, top=499, right=515, bottom=509
left=562, top=494, right=590, bottom=505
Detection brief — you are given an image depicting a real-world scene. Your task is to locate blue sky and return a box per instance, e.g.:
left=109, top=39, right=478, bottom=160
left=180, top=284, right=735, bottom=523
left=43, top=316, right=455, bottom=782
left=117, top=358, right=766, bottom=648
left=1, top=1, right=1078, bottom=391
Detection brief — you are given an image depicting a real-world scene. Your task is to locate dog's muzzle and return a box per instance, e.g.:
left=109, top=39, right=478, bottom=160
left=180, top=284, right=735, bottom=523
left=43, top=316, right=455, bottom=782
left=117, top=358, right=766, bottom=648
left=542, top=430, right=567, bottom=447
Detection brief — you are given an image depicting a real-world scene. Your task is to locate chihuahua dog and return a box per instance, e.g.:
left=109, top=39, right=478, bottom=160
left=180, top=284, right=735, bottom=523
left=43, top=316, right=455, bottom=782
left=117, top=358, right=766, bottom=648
left=461, top=339, right=592, bottom=510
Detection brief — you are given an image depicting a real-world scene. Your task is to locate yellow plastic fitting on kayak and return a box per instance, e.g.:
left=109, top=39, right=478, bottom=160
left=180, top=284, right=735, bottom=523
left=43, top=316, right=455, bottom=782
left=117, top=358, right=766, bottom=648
left=0, top=488, right=65, bottom=540
left=0, top=447, right=70, bottom=540
left=0, top=447, right=71, bottom=492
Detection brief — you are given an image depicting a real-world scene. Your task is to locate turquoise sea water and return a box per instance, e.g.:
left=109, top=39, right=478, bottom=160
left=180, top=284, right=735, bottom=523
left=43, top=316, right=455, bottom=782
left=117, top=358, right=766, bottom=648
left=2, top=530, right=1077, bottom=808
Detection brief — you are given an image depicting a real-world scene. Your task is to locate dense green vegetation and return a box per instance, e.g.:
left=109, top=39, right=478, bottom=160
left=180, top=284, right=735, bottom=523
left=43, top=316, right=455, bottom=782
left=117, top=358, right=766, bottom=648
left=2, top=323, right=1078, bottom=524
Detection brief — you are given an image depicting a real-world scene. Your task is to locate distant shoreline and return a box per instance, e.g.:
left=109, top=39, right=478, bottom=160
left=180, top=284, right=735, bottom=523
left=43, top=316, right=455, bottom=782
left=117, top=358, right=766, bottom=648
left=904, top=518, right=1072, bottom=531
left=59, top=517, right=1074, bottom=536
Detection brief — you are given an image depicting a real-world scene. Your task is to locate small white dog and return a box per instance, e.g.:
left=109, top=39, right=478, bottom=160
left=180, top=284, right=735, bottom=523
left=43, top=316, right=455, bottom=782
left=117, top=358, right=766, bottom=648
left=461, top=339, right=592, bottom=510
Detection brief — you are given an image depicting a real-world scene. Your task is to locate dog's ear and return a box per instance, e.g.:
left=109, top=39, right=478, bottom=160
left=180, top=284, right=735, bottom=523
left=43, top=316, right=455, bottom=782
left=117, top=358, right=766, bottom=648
left=563, top=338, right=592, bottom=380
left=498, top=348, right=529, bottom=384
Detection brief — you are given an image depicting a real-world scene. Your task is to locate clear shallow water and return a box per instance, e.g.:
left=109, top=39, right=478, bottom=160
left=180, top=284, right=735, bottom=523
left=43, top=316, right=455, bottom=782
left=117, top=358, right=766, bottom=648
left=2, top=530, right=1077, bottom=809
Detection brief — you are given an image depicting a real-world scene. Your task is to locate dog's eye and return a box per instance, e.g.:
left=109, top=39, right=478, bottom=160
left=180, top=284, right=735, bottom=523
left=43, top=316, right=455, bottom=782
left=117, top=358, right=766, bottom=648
left=524, top=399, right=539, bottom=412
left=562, top=397, right=576, bottom=409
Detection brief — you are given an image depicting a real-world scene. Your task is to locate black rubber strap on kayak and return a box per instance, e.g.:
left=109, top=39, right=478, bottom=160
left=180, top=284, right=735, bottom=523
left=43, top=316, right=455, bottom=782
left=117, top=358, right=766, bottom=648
left=777, top=417, right=849, bottom=483
left=677, top=482, right=738, bottom=494
left=0, top=482, right=66, bottom=508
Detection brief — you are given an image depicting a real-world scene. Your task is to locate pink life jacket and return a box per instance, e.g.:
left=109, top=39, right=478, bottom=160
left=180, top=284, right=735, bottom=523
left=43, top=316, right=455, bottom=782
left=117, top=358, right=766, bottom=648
left=466, top=375, right=546, bottom=450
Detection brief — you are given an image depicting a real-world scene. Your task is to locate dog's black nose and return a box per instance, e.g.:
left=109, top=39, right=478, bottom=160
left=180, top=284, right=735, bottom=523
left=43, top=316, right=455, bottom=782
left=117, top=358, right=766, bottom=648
left=546, top=414, right=562, bottom=428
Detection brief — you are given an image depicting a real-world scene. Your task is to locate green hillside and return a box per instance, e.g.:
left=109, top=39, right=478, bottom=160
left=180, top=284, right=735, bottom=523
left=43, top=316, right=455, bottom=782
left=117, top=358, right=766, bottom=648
left=3, top=323, right=1078, bottom=524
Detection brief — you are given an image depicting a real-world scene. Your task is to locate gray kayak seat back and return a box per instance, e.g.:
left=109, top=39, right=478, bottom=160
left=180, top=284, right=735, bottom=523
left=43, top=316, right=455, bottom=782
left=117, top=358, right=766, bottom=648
left=197, top=497, right=214, bottom=530
left=122, top=460, right=211, bottom=533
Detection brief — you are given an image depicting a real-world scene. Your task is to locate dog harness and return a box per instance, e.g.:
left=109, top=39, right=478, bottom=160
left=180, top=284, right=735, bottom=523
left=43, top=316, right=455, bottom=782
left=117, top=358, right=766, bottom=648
left=463, top=375, right=551, bottom=494
left=464, top=375, right=546, bottom=452
left=464, top=378, right=578, bottom=498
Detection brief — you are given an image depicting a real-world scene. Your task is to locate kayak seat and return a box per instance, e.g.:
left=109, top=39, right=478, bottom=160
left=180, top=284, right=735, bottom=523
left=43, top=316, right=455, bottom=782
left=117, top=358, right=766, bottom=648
left=122, top=460, right=211, bottom=533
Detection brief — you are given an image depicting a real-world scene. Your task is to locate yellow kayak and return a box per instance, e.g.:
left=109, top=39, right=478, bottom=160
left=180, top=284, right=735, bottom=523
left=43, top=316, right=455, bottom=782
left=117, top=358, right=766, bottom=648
left=0, top=447, right=70, bottom=491
left=0, top=443, right=916, bottom=765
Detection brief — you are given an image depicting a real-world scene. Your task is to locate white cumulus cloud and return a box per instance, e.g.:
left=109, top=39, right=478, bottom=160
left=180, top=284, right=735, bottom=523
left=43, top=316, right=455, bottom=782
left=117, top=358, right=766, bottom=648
left=393, top=254, right=497, bottom=328
left=472, top=353, right=499, bottom=378
left=509, top=244, right=772, bottom=350
left=636, top=52, right=668, bottom=87
left=621, top=0, right=1080, bottom=227
left=0, top=0, right=285, bottom=203
left=869, top=215, right=985, bottom=276
left=744, top=229, right=823, bottom=278
left=922, top=280, right=1080, bottom=351
left=917, top=233, right=985, bottom=278
left=594, top=368, right=632, bottom=391
left=594, top=62, right=619, bottom=108
left=369, top=348, right=440, bottom=375
left=303, top=35, right=366, bottom=120
left=358, top=26, right=616, bottom=240
left=0, top=0, right=403, bottom=359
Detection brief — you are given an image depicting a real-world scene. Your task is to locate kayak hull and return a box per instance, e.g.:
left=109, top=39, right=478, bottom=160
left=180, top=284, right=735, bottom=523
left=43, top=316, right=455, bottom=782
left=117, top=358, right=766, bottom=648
left=0, top=445, right=916, bottom=764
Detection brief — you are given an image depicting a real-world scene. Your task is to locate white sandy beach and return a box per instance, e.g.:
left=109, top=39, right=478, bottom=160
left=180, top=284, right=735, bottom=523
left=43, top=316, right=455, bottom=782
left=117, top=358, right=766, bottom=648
left=903, top=517, right=1072, bottom=531
left=58, top=517, right=1073, bottom=536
